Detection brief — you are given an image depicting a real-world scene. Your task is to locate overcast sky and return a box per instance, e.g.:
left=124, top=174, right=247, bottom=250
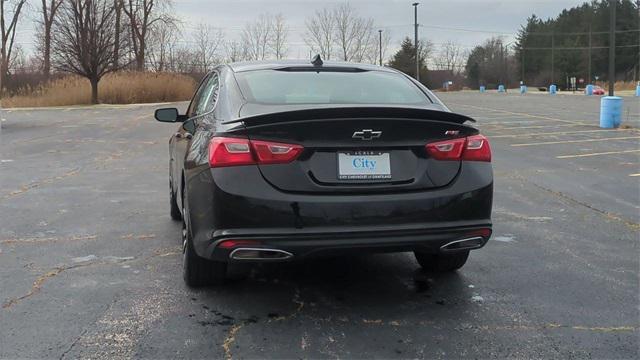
left=14, top=0, right=589, bottom=63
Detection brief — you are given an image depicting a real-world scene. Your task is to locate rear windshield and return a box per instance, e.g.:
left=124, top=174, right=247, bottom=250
left=235, top=69, right=430, bottom=105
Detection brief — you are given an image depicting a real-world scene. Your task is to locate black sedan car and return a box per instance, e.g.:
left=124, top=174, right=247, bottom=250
left=155, top=59, right=493, bottom=286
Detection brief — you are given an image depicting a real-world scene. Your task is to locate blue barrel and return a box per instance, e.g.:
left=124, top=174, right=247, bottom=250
left=599, top=96, right=623, bottom=128
left=549, top=84, right=557, bottom=94
left=479, top=86, right=486, bottom=93
left=519, top=85, right=527, bottom=94
left=636, top=85, right=640, bottom=97
left=498, top=85, right=505, bottom=93
left=585, top=84, right=594, bottom=96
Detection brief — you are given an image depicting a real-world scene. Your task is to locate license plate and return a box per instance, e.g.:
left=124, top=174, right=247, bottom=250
left=337, top=152, right=391, bottom=180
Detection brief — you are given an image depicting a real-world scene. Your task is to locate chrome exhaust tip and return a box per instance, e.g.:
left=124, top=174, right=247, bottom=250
left=229, top=248, right=293, bottom=261
left=440, top=236, right=485, bottom=252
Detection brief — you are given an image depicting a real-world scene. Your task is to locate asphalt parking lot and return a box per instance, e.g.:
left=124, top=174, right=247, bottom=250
left=1, top=92, right=638, bottom=359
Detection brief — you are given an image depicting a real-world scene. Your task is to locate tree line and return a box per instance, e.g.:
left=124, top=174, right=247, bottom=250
left=1, top=0, right=470, bottom=102
left=466, top=0, right=640, bottom=88
left=0, top=0, right=401, bottom=102
left=1, top=0, right=637, bottom=101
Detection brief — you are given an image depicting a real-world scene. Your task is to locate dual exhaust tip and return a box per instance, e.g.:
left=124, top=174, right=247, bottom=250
left=440, top=236, right=486, bottom=252
left=225, top=232, right=488, bottom=260
left=229, top=248, right=293, bottom=261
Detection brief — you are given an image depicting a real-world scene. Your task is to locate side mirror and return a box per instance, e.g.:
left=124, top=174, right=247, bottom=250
left=155, top=108, right=181, bottom=122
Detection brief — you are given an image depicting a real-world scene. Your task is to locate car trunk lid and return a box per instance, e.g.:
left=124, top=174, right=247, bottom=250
left=227, top=106, right=478, bottom=194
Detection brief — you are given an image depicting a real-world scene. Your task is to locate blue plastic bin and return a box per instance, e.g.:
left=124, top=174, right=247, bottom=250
left=585, top=84, right=594, bottom=96
left=599, top=96, right=623, bottom=128
left=549, top=84, right=557, bottom=94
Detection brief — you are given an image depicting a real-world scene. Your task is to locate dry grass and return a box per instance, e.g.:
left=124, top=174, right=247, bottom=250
left=615, top=81, right=639, bottom=91
left=596, top=81, right=639, bottom=91
left=1, top=72, right=196, bottom=108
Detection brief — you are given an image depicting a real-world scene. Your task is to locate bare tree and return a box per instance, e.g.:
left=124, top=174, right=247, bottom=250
left=333, top=4, right=357, bottom=61
left=241, top=13, right=273, bottom=61
left=419, top=38, right=435, bottom=67
left=269, top=13, right=288, bottom=60
left=364, top=29, right=391, bottom=65
left=9, top=43, right=25, bottom=73
left=332, top=4, right=376, bottom=62
left=0, top=0, right=26, bottom=93
left=304, top=8, right=334, bottom=60
left=122, top=0, right=174, bottom=71
left=192, top=23, right=224, bottom=72
left=305, top=5, right=376, bottom=62
left=224, top=39, right=248, bottom=63
left=349, top=18, right=376, bottom=63
left=171, top=46, right=198, bottom=73
left=148, top=18, right=179, bottom=71
left=35, top=0, right=63, bottom=79
left=435, top=41, right=463, bottom=73
left=113, top=0, right=123, bottom=69
left=26, top=53, right=44, bottom=73
left=52, top=0, right=127, bottom=104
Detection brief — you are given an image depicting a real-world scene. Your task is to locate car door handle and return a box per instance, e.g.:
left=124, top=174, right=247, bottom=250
left=175, top=133, right=193, bottom=139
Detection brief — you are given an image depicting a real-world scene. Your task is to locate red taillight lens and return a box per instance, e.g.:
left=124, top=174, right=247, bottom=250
left=208, top=137, right=303, bottom=167
left=462, top=135, right=491, bottom=162
left=251, top=140, right=303, bottom=164
left=426, top=135, right=491, bottom=162
left=209, top=137, right=255, bottom=167
left=218, top=239, right=261, bottom=249
left=466, top=228, right=492, bottom=238
left=426, top=138, right=465, bottom=160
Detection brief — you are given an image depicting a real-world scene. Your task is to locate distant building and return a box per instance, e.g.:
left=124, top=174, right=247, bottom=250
left=427, top=70, right=465, bottom=91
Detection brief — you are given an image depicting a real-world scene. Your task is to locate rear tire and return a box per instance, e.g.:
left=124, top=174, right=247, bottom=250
left=170, top=185, right=182, bottom=221
left=414, top=251, right=469, bottom=272
left=182, top=206, right=227, bottom=287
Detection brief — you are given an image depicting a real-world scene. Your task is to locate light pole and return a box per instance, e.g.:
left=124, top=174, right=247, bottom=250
left=551, top=30, right=555, bottom=85
left=521, top=45, right=525, bottom=84
left=504, top=41, right=514, bottom=88
left=637, top=0, right=639, bottom=83
left=413, top=2, right=420, bottom=81
left=608, top=0, right=616, bottom=96
left=378, top=29, right=383, bottom=66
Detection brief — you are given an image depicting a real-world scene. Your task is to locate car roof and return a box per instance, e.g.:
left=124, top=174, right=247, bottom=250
left=227, top=60, right=397, bottom=73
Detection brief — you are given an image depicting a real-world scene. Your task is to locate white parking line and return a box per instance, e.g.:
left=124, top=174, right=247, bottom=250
left=511, top=136, right=640, bottom=147
left=487, top=124, right=584, bottom=130
left=557, top=149, right=640, bottom=159
left=448, top=102, right=589, bottom=125
left=492, top=129, right=637, bottom=139
left=481, top=121, right=540, bottom=126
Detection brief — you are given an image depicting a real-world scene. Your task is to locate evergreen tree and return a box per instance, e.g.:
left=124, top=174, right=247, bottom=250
left=514, top=0, right=639, bottom=86
left=465, top=38, right=510, bottom=88
left=388, top=37, right=429, bottom=85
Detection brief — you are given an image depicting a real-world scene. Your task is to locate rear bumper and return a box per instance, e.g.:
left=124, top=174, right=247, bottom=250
left=204, top=222, right=492, bottom=261
left=185, top=162, right=493, bottom=261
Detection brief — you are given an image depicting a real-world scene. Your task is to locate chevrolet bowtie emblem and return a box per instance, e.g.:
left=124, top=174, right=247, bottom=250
left=352, top=129, right=382, bottom=140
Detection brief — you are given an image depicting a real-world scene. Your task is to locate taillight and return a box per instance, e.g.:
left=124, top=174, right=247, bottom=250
left=462, top=135, right=491, bottom=162
left=425, top=135, right=491, bottom=162
left=425, top=138, right=465, bottom=161
left=208, top=137, right=303, bottom=167
left=209, top=137, right=255, bottom=167
left=466, top=228, right=492, bottom=238
left=218, top=239, right=261, bottom=249
left=251, top=140, right=303, bottom=164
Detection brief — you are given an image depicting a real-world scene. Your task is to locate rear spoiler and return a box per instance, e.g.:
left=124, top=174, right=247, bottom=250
left=223, top=107, right=476, bottom=126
